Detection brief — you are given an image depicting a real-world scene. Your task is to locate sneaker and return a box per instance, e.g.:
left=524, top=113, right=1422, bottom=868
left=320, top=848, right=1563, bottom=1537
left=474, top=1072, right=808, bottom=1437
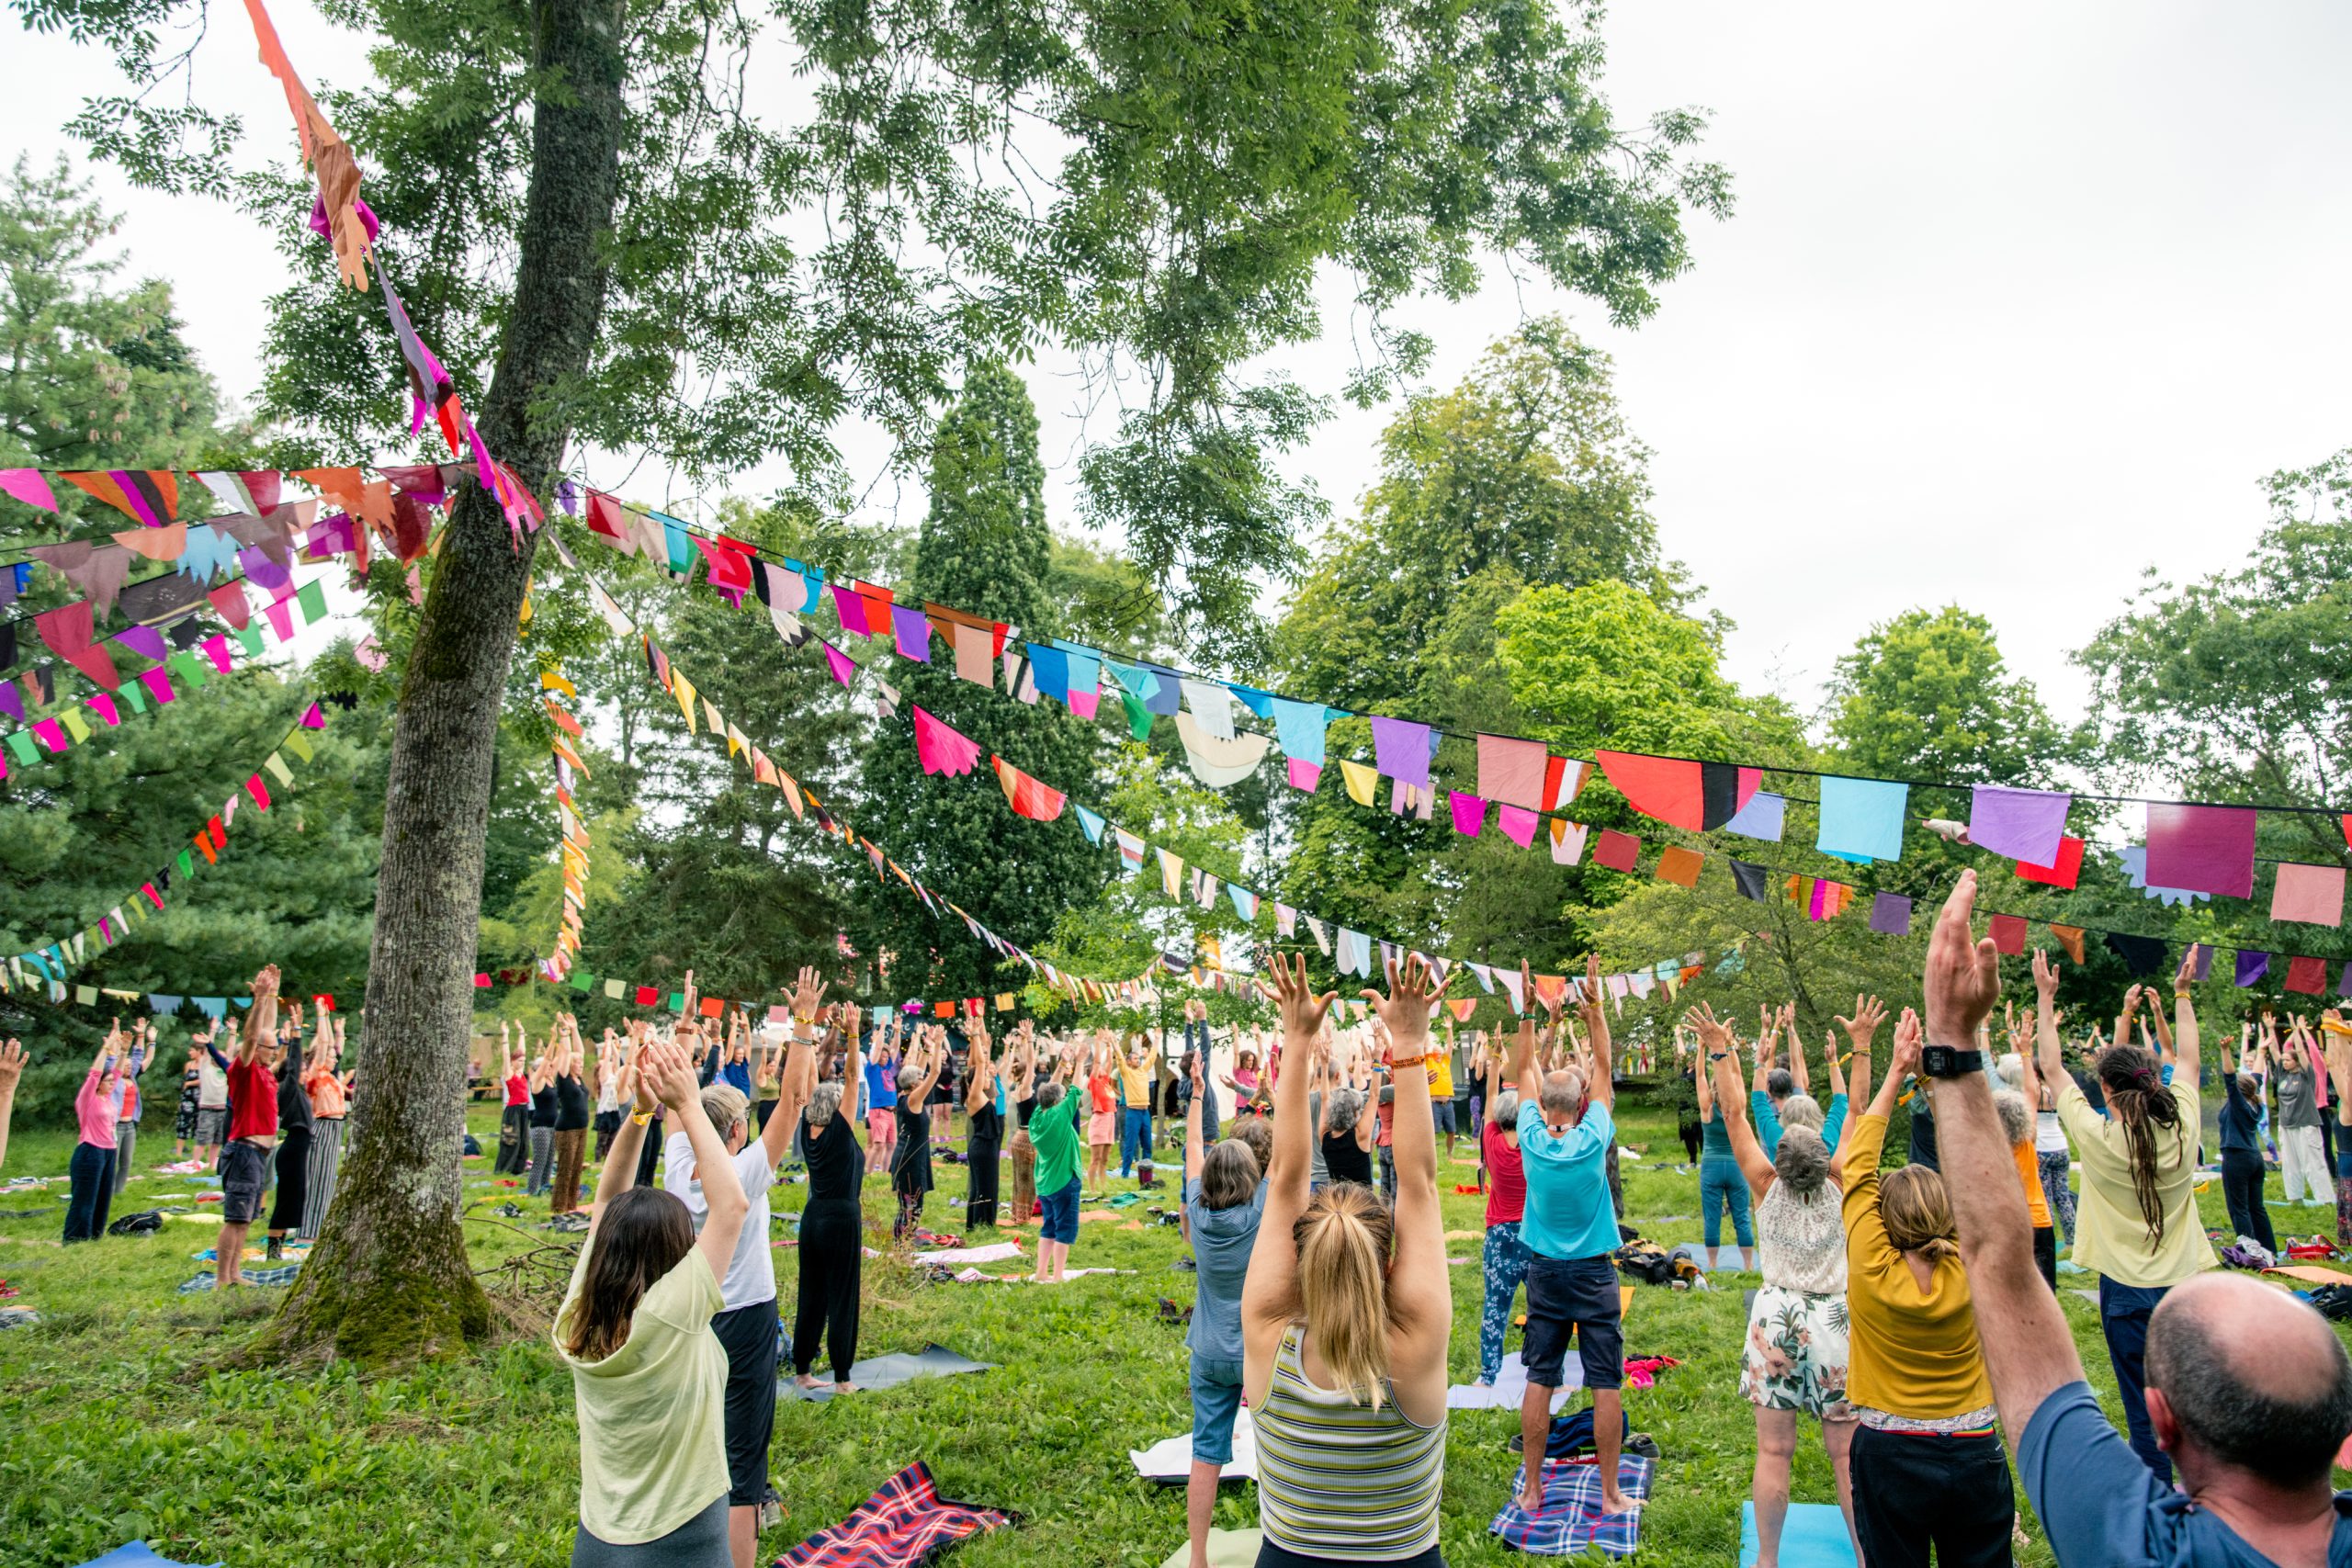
left=1173, top=1257, right=1197, bottom=1272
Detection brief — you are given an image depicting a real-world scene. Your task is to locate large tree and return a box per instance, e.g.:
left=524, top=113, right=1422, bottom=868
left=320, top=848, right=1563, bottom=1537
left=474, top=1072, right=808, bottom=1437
left=27, top=0, right=1730, bottom=1357
left=850, top=363, right=1105, bottom=1000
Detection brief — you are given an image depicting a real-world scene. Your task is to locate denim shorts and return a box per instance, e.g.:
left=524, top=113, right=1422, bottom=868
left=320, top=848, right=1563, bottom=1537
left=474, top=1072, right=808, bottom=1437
left=1040, top=1178, right=1081, bottom=1244
left=1190, top=1355, right=1246, bottom=1463
left=1522, top=1253, right=1623, bottom=1391
left=220, top=1140, right=269, bottom=1225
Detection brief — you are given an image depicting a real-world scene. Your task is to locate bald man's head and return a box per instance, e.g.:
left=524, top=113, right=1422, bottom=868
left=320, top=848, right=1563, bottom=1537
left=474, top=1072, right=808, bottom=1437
left=2145, top=1274, right=2352, bottom=1489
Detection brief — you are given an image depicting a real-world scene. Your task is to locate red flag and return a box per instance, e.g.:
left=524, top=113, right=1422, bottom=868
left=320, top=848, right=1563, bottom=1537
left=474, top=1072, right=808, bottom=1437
left=1595, top=750, right=1759, bottom=832
left=990, top=754, right=1067, bottom=821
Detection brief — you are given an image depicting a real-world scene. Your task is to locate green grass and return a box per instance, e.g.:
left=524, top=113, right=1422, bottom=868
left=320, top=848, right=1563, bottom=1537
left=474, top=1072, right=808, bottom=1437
left=0, top=1095, right=2342, bottom=1567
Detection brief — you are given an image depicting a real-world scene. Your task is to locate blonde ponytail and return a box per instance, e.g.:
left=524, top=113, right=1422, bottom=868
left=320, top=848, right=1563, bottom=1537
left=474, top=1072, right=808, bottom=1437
left=1292, top=1182, right=1395, bottom=1408
left=1879, top=1165, right=1962, bottom=1265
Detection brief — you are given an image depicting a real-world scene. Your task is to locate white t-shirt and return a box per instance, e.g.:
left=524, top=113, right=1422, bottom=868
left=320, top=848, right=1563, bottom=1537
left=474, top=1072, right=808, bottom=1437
left=662, top=1134, right=778, bottom=1311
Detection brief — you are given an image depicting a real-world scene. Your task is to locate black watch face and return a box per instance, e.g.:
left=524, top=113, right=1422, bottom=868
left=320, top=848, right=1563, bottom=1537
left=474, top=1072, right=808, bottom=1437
left=1922, top=1045, right=1973, bottom=1077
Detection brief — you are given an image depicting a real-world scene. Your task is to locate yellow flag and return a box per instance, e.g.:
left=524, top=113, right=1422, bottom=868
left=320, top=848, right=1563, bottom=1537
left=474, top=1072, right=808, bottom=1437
left=1339, top=758, right=1378, bottom=807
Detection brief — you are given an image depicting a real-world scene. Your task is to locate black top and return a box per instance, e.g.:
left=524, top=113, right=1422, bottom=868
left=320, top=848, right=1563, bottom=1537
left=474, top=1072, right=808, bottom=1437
left=805, top=1111, right=863, bottom=1203
left=2220, top=1069, right=2260, bottom=1156
left=553, top=1072, right=591, bottom=1132
left=1906, top=1089, right=1939, bottom=1174
left=968, top=1103, right=1004, bottom=1147
left=277, top=1043, right=314, bottom=1135
left=1015, top=1092, right=1037, bottom=1129
left=892, top=1100, right=933, bottom=1194
left=530, top=1083, right=560, bottom=1129
left=1321, top=1129, right=1373, bottom=1187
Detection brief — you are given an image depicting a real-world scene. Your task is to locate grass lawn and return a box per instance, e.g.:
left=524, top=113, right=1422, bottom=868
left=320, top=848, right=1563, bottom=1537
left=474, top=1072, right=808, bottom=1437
left=1, top=1090, right=2344, bottom=1567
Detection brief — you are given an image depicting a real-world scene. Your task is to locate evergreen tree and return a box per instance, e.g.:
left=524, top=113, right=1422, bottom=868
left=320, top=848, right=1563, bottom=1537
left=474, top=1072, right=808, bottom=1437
left=851, top=364, right=1107, bottom=1001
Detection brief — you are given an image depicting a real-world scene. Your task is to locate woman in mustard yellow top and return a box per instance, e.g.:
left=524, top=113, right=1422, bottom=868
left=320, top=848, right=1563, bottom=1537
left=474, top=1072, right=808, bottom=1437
left=1841, top=1009, right=2011, bottom=1568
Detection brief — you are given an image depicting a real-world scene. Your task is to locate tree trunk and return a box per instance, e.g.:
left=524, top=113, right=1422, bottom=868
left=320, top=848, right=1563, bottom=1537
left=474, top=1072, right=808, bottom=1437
left=266, top=0, right=630, bottom=1362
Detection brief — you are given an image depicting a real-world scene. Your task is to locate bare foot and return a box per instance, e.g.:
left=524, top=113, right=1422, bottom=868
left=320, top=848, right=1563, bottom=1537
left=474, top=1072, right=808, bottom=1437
left=833, top=1381, right=857, bottom=1395
left=795, top=1373, right=821, bottom=1390
left=1599, top=1487, right=1638, bottom=1516
left=1518, top=1483, right=1544, bottom=1516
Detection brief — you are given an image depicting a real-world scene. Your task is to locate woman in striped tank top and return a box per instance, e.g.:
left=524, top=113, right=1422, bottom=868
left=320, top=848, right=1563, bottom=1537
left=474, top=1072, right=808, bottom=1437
left=1242, top=953, right=1453, bottom=1568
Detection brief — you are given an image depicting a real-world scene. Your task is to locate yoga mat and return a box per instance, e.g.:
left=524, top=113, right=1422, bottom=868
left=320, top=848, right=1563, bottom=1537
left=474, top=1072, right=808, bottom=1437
left=1446, top=1350, right=1580, bottom=1409
left=1740, top=1502, right=1855, bottom=1568
left=1159, top=1529, right=1261, bottom=1568
left=1131, top=1407, right=1258, bottom=1483
left=77, top=1546, right=222, bottom=1568
left=1669, top=1241, right=1753, bottom=1272
left=912, top=1240, right=1023, bottom=1266
left=785, top=1342, right=994, bottom=1402
left=2266, top=1265, right=2352, bottom=1285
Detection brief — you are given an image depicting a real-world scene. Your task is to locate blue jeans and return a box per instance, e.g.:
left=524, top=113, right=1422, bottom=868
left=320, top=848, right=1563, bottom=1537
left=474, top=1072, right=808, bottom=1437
left=2100, top=1277, right=2172, bottom=1482
left=1119, top=1106, right=1150, bottom=1177
left=1701, top=1156, right=1753, bottom=1249
left=1478, top=1220, right=1532, bottom=1382
left=1190, top=1355, right=1246, bottom=1462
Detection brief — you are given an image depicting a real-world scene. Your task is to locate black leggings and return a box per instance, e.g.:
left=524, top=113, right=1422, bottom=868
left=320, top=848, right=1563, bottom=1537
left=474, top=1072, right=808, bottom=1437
left=793, top=1199, right=864, bottom=1380
left=2221, top=1148, right=2276, bottom=1251
left=494, top=1104, right=531, bottom=1175
left=1849, top=1426, right=2013, bottom=1568
left=966, top=1135, right=1000, bottom=1229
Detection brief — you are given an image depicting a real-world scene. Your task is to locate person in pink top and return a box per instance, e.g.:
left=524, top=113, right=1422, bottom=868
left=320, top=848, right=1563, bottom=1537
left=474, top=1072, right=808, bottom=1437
left=63, top=1023, right=130, bottom=1242
left=1476, top=1015, right=1532, bottom=1384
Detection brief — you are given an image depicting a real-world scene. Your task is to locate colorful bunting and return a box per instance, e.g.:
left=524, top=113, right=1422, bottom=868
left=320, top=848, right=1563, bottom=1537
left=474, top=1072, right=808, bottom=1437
left=1595, top=750, right=1761, bottom=833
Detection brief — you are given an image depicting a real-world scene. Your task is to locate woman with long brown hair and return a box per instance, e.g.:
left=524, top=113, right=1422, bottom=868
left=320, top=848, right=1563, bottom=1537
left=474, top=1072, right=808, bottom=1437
left=2036, top=947, right=2212, bottom=1481
left=1242, top=953, right=1451, bottom=1568
left=554, top=1035, right=750, bottom=1567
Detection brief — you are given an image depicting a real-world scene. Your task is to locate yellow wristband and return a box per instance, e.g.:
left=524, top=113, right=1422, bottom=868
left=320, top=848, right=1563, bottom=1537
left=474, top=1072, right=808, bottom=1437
left=630, top=1110, right=652, bottom=1126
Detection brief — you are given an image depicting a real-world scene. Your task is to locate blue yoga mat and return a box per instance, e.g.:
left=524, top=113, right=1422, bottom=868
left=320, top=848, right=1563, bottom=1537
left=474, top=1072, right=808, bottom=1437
left=77, top=1544, right=222, bottom=1568
left=1739, top=1502, right=1855, bottom=1568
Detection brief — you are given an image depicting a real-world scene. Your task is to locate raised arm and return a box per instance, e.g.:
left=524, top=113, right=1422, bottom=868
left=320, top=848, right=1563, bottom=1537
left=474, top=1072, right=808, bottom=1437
left=1783, top=1003, right=1810, bottom=1095
left=761, top=967, right=828, bottom=1167
left=592, top=1043, right=662, bottom=1217
left=1185, top=1047, right=1209, bottom=1176
left=1923, top=870, right=2082, bottom=1443
left=239, top=965, right=281, bottom=1064
left=650, top=1039, right=749, bottom=1280
left=1697, top=1004, right=1772, bottom=1197
left=1242, top=953, right=1338, bottom=1331
left=1374, top=955, right=1452, bottom=1379
left=2032, top=948, right=2067, bottom=1091
left=2169, top=951, right=2199, bottom=1088
left=1578, top=954, right=1613, bottom=1111
left=0, top=1039, right=23, bottom=1174
left=1692, top=1021, right=1716, bottom=1122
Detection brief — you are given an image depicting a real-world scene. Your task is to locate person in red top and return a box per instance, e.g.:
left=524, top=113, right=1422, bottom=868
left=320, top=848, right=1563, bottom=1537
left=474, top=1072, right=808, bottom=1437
left=1476, top=1014, right=1532, bottom=1385
left=213, top=964, right=282, bottom=1289
left=493, top=1020, right=532, bottom=1176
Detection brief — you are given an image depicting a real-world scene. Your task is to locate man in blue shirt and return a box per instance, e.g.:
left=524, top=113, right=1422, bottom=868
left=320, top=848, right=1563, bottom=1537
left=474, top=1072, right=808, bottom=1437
left=1924, top=872, right=2352, bottom=1568
left=1512, top=955, right=1630, bottom=1518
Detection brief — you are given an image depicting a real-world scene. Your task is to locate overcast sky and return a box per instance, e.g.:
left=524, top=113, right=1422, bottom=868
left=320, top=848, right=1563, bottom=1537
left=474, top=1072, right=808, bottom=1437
left=8, top=2, right=2349, bottom=731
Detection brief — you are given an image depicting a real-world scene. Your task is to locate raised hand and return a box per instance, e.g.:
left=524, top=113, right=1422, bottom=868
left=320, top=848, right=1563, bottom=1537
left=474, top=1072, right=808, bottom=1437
left=1363, top=953, right=1449, bottom=1045
left=789, top=965, right=827, bottom=1021
left=1923, top=869, right=2001, bottom=1046
left=1270, top=952, right=1337, bottom=1040
left=1891, top=1007, right=1924, bottom=1081
left=2031, top=948, right=2061, bottom=1002
left=1836, top=993, right=1887, bottom=1048
left=0, top=1039, right=23, bottom=1094
left=1689, top=1002, right=1736, bottom=1057
left=250, top=964, right=281, bottom=999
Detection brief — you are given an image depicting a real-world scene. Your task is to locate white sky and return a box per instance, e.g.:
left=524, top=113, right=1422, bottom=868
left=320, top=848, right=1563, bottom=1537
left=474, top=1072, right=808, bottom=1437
left=8, top=2, right=2350, bottom=730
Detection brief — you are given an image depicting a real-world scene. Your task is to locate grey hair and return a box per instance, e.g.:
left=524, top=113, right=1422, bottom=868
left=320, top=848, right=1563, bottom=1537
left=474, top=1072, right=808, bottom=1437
left=805, top=1081, right=843, bottom=1128
left=897, top=1064, right=922, bottom=1093
left=1993, top=1089, right=2032, bottom=1147
left=2145, top=1288, right=2352, bottom=1488
left=1778, top=1093, right=1825, bottom=1134
left=1538, top=1068, right=1584, bottom=1119
left=1326, top=1087, right=1366, bottom=1131
left=1037, top=1080, right=1067, bottom=1110
left=1996, top=1052, right=2025, bottom=1091
left=1765, top=1068, right=1792, bottom=1101
left=1774, top=1125, right=1833, bottom=1201
left=1489, top=1089, right=1521, bottom=1129
left=699, top=1082, right=750, bottom=1140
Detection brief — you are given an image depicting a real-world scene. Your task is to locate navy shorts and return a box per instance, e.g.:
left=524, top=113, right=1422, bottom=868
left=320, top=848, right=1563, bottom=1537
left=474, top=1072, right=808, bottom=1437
left=1431, top=1100, right=1457, bottom=1134
left=1040, top=1178, right=1080, bottom=1244
left=1522, top=1253, right=1623, bottom=1391
left=220, top=1141, right=268, bottom=1225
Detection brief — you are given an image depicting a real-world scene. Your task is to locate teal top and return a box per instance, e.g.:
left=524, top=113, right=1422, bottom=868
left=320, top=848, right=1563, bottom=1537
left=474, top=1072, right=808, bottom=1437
left=1701, top=1108, right=1734, bottom=1159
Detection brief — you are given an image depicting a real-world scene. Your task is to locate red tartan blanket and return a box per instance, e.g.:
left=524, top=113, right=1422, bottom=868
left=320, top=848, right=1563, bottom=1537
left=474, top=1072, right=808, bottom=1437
left=775, top=1461, right=1011, bottom=1568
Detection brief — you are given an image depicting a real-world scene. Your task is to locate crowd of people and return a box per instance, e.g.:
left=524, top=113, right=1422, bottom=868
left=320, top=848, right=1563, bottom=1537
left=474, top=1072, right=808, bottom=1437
left=6, top=870, right=2351, bottom=1568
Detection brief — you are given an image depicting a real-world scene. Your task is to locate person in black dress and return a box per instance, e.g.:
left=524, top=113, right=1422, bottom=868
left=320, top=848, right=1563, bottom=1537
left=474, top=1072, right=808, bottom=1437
left=794, top=1077, right=865, bottom=1391
left=963, top=1020, right=1005, bottom=1229
left=549, top=1017, right=593, bottom=1215
left=891, top=1024, right=946, bottom=1238
left=266, top=1005, right=317, bottom=1262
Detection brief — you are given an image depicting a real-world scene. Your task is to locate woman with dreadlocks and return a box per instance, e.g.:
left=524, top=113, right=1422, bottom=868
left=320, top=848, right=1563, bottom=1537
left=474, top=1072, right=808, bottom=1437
left=2036, top=947, right=2214, bottom=1483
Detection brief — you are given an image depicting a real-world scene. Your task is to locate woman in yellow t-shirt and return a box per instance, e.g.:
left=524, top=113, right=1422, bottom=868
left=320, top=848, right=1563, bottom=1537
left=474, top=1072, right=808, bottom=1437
left=554, top=1035, right=751, bottom=1567
left=1841, top=1009, right=2011, bottom=1568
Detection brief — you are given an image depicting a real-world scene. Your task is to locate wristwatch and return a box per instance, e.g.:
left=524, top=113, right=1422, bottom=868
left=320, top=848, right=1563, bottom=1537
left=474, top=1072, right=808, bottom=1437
left=1920, top=1043, right=1984, bottom=1079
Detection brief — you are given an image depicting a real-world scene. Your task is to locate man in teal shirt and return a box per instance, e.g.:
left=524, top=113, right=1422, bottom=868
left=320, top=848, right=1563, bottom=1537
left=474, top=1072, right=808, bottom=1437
left=1511, top=960, right=1631, bottom=1519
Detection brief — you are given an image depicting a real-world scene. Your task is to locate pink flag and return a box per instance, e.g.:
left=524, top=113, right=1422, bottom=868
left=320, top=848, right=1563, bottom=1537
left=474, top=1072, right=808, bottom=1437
left=140, top=668, right=176, bottom=705
left=912, top=705, right=982, bottom=776
left=1448, top=791, right=1487, bottom=837
left=0, top=468, right=57, bottom=511
left=1286, top=758, right=1321, bottom=792
left=821, top=639, right=856, bottom=687
left=300, top=701, right=325, bottom=728
left=1496, top=804, right=1540, bottom=848
left=2144, top=802, right=2256, bottom=899
left=1476, top=733, right=1549, bottom=810
left=246, top=774, right=273, bottom=811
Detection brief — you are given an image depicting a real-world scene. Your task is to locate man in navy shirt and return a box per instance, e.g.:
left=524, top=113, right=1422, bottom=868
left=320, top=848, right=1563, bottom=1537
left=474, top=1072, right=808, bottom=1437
left=1924, top=871, right=2352, bottom=1568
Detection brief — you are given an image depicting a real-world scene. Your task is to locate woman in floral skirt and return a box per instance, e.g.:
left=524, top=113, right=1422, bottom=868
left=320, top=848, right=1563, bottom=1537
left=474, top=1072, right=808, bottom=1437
left=1691, top=1004, right=1860, bottom=1568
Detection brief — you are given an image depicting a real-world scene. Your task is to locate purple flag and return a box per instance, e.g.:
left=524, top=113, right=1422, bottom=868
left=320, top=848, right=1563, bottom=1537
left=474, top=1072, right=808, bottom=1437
left=1370, top=716, right=1432, bottom=790
left=1967, top=785, right=2071, bottom=864
left=889, top=603, right=931, bottom=662
left=2144, top=803, right=2256, bottom=899
left=1869, top=892, right=1913, bottom=935
left=2235, top=950, right=2270, bottom=987
left=113, top=624, right=166, bottom=661
left=2188, top=942, right=2213, bottom=982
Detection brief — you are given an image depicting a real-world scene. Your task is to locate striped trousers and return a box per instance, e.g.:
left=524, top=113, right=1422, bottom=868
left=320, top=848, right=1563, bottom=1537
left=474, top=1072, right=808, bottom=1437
left=300, top=1119, right=345, bottom=1241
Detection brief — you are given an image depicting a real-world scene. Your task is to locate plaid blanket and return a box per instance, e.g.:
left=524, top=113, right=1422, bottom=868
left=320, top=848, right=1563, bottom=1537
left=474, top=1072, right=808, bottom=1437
left=775, top=1461, right=1010, bottom=1567
left=175, top=1261, right=304, bottom=1294
left=1489, top=1454, right=1654, bottom=1557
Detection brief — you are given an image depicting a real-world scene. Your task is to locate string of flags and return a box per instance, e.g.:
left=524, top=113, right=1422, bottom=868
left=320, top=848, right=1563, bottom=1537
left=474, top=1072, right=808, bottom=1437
left=567, top=498, right=2352, bottom=936
left=534, top=666, right=593, bottom=984
left=0, top=699, right=334, bottom=1004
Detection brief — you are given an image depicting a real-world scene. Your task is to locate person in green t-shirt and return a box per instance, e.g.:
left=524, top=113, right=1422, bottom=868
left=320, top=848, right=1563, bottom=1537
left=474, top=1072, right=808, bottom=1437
left=1030, top=1047, right=1084, bottom=1282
